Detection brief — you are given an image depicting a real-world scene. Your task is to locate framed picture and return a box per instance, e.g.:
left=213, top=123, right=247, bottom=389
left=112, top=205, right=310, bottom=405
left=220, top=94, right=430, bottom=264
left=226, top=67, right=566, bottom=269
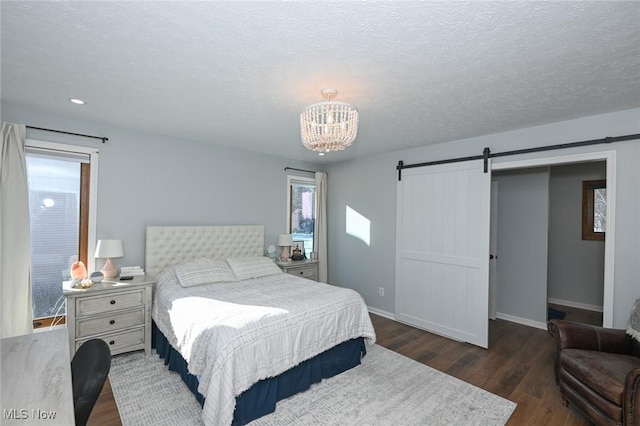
left=291, top=240, right=306, bottom=259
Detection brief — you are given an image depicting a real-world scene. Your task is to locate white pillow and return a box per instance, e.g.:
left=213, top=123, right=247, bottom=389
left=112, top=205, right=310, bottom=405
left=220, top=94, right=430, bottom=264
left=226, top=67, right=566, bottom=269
left=226, top=256, right=282, bottom=280
left=174, top=258, right=238, bottom=287
left=155, top=265, right=179, bottom=290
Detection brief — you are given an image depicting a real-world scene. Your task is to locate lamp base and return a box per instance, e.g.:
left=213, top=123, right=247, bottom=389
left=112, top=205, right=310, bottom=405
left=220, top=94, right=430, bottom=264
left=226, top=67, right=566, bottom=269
left=279, top=247, right=291, bottom=262
left=101, top=257, right=118, bottom=279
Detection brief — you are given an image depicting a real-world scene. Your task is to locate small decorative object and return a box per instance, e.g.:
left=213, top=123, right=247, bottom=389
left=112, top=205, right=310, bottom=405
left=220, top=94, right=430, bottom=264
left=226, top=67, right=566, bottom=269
left=310, top=251, right=318, bottom=261
left=277, top=234, right=293, bottom=261
left=95, top=239, right=124, bottom=279
left=267, top=244, right=277, bottom=259
left=291, top=240, right=306, bottom=261
left=70, top=260, right=88, bottom=280
left=89, top=271, right=104, bottom=283
left=71, top=277, right=94, bottom=289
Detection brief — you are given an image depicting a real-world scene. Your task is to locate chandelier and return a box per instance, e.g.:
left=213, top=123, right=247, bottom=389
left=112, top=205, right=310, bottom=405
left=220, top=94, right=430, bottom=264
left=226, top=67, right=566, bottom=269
left=300, top=88, right=359, bottom=155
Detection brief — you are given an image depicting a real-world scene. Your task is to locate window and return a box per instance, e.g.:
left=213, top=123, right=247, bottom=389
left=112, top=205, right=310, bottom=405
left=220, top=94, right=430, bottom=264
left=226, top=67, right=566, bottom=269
left=582, top=179, right=606, bottom=241
left=26, top=141, right=98, bottom=327
left=287, top=176, right=316, bottom=255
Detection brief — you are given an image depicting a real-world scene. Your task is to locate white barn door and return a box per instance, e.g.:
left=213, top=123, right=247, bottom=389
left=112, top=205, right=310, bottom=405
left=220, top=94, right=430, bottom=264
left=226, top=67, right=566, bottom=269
left=395, top=160, right=491, bottom=348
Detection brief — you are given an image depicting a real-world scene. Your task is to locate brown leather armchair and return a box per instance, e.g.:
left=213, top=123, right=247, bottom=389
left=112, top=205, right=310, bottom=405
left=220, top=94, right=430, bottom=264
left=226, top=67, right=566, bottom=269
left=547, top=320, right=640, bottom=425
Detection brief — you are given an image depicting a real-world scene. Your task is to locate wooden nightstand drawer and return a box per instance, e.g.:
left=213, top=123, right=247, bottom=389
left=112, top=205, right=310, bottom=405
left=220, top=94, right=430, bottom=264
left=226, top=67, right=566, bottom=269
left=76, top=289, right=144, bottom=316
left=76, top=327, right=145, bottom=356
left=289, top=265, right=317, bottom=279
left=76, top=307, right=145, bottom=338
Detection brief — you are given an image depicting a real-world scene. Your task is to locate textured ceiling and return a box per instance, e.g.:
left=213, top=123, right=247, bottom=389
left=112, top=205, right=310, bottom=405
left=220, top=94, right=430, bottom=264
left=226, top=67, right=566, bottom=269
left=2, top=1, right=639, bottom=163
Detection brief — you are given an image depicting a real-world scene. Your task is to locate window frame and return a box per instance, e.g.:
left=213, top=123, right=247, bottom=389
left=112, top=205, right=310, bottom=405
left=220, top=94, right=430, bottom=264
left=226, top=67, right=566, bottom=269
left=26, top=140, right=99, bottom=326
left=286, top=174, right=316, bottom=253
left=582, top=179, right=606, bottom=241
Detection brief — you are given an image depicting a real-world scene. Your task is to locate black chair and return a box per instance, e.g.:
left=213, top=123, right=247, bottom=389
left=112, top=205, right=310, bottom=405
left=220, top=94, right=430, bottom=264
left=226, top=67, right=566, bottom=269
left=71, top=339, right=111, bottom=426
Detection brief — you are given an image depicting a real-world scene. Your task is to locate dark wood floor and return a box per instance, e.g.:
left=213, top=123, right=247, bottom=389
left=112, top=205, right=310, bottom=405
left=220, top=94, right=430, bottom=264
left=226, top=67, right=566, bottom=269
left=548, top=303, right=602, bottom=327
left=87, top=376, right=120, bottom=426
left=89, top=314, right=591, bottom=425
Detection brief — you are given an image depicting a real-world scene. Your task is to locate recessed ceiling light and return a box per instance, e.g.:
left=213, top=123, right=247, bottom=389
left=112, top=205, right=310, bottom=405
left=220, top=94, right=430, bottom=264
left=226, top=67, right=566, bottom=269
left=68, top=98, right=85, bottom=105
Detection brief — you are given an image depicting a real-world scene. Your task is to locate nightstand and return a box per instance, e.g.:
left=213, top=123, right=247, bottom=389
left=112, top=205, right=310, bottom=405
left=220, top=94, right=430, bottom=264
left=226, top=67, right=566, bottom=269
left=277, top=259, right=319, bottom=281
left=63, top=275, right=153, bottom=357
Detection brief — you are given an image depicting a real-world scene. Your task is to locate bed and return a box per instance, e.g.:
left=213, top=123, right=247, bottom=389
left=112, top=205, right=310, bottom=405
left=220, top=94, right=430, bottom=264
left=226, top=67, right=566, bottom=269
left=145, top=225, right=376, bottom=425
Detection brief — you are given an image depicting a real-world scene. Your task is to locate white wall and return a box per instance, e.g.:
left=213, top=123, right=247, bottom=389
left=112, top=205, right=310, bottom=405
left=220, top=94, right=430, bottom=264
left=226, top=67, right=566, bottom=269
left=2, top=102, right=321, bottom=270
left=325, top=154, right=398, bottom=312
left=326, top=108, right=640, bottom=328
left=548, top=162, right=606, bottom=309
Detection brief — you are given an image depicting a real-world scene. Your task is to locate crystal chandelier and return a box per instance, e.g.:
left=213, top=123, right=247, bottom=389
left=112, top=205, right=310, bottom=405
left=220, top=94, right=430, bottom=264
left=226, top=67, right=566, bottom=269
left=300, top=88, right=359, bottom=155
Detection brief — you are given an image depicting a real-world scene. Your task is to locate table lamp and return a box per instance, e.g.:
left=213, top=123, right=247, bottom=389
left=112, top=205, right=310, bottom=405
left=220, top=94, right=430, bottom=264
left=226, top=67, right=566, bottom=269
left=277, top=234, right=293, bottom=261
left=95, top=239, right=124, bottom=279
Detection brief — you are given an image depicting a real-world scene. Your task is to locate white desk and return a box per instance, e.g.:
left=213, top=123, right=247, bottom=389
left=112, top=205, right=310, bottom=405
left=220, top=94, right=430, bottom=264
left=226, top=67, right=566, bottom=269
left=1, top=328, right=75, bottom=425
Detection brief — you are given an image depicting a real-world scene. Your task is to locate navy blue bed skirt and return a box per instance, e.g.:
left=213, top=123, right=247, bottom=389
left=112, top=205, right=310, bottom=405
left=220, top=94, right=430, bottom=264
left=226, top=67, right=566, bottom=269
left=152, top=322, right=366, bottom=425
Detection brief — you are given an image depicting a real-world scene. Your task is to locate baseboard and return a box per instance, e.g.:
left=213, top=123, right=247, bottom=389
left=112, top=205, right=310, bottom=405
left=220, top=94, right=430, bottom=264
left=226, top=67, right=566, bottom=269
left=496, top=312, right=547, bottom=330
left=369, top=306, right=549, bottom=331
left=367, top=306, right=395, bottom=320
left=547, top=298, right=603, bottom=313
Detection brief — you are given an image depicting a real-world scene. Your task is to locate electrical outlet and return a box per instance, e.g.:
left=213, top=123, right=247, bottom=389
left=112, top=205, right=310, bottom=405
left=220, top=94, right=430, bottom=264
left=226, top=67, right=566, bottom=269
left=379, top=287, right=384, bottom=297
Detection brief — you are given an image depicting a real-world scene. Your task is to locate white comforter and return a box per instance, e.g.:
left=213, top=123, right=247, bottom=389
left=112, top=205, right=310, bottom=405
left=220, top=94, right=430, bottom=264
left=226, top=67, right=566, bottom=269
left=152, top=269, right=376, bottom=426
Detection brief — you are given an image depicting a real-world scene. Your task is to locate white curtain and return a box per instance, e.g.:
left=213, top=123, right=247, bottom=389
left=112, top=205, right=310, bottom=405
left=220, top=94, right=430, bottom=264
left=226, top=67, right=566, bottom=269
left=314, top=172, right=328, bottom=283
left=1, top=122, right=33, bottom=338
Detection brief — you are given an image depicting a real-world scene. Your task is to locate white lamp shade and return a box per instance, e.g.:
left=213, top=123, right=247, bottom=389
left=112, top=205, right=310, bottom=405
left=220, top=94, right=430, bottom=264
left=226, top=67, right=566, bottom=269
left=95, top=239, right=124, bottom=258
left=277, top=234, right=293, bottom=247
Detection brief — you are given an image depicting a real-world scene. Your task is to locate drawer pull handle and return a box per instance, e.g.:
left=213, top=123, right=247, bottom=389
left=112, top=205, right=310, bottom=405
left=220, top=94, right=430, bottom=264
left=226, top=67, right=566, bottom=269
left=299, top=271, right=304, bottom=274
left=109, top=320, right=115, bottom=325
left=110, top=300, right=116, bottom=305
left=109, top=340, right=115, bottom=345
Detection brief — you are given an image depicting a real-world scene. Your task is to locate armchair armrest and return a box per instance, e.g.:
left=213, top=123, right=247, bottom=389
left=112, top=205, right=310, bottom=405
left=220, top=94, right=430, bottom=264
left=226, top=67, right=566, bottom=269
left=548, top=320, right=633, bottom=353
left=624, top=368, right=640, bottom=426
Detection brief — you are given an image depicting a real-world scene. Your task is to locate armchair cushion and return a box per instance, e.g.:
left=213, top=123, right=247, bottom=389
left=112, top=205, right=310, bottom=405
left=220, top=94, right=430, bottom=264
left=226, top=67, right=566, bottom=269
left=561, top=349, right=640, bottom=405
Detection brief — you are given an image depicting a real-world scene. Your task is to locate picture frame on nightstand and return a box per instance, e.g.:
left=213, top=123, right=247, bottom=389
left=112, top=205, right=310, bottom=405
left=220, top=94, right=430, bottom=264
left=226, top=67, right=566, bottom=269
left=291, top=240, right=307, bottom=259
left=291, top=240, right=305, bottom=260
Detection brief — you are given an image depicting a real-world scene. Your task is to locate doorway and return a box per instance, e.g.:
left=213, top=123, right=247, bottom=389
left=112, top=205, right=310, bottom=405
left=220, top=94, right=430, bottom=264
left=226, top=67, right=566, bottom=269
left=491, top=150, right=615, bottom=328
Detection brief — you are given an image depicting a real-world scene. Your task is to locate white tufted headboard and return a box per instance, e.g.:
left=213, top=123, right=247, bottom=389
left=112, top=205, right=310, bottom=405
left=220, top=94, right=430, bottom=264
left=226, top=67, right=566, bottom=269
left=145, top=225, right=264, bottom=277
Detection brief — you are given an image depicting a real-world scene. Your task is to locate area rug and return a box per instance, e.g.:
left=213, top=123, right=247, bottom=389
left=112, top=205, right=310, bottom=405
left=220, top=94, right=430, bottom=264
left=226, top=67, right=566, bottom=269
left=109, top=345, right=516, bottom=425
